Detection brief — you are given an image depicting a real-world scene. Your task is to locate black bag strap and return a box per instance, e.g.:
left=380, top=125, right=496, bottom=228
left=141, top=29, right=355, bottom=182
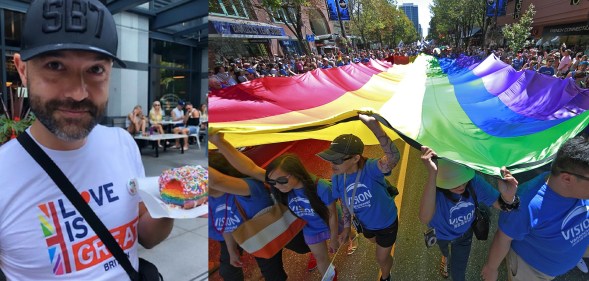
left=468, top=183, right=479, bottom=209
left=17, top=132, right=140, bottom=281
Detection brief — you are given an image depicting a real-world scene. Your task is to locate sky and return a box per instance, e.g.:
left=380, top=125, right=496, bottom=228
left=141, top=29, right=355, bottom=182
left=397, top=0, right=433, bottom=38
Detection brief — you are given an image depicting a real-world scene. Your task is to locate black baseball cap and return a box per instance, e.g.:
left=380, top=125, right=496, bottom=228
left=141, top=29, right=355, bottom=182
left=19, top=0, right=126, bottom=67
left=317, top=134, right=364, bottom=161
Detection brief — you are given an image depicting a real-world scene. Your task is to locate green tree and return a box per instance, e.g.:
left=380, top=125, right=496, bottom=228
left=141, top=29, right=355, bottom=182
left=347, top=0, right=416, bottom=49
left=429, top=0, right=486, bottom=48
left=502, top=4, right=536, bottom=52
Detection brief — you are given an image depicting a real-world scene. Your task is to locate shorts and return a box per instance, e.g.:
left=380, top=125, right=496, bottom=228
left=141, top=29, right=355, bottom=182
left=507, top=248, right=555, bottom=281
left=303, top=214, right=344, bottom=245
left=362, top=217, right=398, bottom=248
left=304, top=230, right=331, bottom=245
left=186, top=126, right=198, bottom=135
left=179, top=126, right=198, bottom=134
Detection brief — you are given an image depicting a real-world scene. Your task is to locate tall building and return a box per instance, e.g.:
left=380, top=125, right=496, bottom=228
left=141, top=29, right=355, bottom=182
left=401, top=3, right=419, bottom=34
left=209, top=0, right=336, bottom=64
left=497, top=0, right=589, bottom=51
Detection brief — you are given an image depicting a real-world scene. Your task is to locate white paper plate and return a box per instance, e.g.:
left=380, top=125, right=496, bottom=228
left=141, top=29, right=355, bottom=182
left=136, top=177, right=208, bottom=219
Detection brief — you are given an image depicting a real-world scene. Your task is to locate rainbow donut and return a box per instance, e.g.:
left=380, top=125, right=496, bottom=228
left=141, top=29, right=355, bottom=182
left=158, top=165, right=208, bottom=209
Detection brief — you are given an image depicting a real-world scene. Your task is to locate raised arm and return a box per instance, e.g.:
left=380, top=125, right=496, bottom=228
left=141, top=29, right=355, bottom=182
left=359, top=114, right=400, bottom=173
left=209, top=167, right=251, bottom=196
left=418, top=146, right=438, bottom=225
left=491, top=167, right=519, bottom=210
left=210, top=133, right=266, bottom=182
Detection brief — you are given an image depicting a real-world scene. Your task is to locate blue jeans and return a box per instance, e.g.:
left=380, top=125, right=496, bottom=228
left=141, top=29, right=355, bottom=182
left=437, top=229, right=473, bottom=281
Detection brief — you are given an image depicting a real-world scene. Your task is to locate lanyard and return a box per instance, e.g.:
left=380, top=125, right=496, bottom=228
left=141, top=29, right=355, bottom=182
left=343, top=169, right=362, bottom=216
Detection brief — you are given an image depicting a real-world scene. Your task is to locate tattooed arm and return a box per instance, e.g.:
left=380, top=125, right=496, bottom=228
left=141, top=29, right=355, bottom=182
left=359, top=114, right=400, bottom=173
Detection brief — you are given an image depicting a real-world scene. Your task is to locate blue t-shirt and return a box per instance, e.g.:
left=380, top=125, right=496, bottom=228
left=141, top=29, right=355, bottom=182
left=429, top=174, right=498, bottom=240
left=332, top=159, right=397, bottom=230
left=538, top=66, right=555, bottom=76
left=208, top=200, right=224, bottom=241
left=512, top=58, right=524, bottom=71
left=287, top=179, right=335, bottom=236
left=209, top=178, right=273, bottom=233
left=499, top=172, right=589, bottom=276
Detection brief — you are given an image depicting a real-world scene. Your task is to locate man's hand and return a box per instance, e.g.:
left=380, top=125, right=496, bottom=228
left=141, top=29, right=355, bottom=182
left=498, top=167, right=518, bottom=203
left=209, top=132, right=225, bottom=146
left=228, top=248, right=243, bottom=267
left=420, top=146, right=438, bottom=174
left=358, top=113, right=377, bottom=127
left=481, top=263, right=499, bottom=281
left=329, top=236, right=340, bottom=253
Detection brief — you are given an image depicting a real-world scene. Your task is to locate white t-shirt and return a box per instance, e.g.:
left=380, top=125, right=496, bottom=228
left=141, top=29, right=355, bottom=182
left=0, top=125, right=144, bottom=280
left=171, top=108, right=184, bottom=121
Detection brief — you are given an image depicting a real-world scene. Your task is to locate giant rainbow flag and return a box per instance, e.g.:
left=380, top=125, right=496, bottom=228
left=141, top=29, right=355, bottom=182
left=209, top=54, right=589, bottom=175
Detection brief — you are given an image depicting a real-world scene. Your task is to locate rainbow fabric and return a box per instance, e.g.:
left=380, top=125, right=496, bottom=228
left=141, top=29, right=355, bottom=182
left=209, top=54, right=589, bottom=175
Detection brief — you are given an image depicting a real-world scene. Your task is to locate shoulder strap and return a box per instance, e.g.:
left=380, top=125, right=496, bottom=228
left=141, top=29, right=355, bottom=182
left=233, top=195, right=248, bottom=221
left=468, top=183, right=479, bottom=209
left=17, top=133, right=140, bottom=281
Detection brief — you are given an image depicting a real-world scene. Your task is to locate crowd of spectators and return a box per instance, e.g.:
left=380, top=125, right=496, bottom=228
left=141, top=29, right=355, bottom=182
left=425, top=43, right=589, bottom=88
left=209, top=43, right=589, bottom=91
left=208, top=48, right=420, bottom=90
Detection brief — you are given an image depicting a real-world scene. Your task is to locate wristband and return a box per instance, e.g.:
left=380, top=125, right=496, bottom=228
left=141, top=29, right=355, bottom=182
left=498, top=194, right=520, bottom=211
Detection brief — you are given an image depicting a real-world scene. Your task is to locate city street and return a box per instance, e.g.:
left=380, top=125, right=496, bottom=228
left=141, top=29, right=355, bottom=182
left=209, top=140, right=588, bottom=280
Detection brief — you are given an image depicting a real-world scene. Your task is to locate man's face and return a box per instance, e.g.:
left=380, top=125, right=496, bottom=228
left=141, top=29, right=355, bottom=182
left=15, top=50, right=112, bottom=141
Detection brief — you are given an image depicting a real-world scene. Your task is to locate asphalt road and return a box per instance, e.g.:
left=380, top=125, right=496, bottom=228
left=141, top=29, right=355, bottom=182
left=209, top=140, right=589, bottom=280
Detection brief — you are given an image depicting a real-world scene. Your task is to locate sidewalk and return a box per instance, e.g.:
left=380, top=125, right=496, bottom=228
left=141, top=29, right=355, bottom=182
left=138, top=142, right=209, bottom=281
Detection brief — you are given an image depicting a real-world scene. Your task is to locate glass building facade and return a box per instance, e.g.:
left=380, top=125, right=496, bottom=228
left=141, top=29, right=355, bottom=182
left=0, top=0, right=208, bottom=121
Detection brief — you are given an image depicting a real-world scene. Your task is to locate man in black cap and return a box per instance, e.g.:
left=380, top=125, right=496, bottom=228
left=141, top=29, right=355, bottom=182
left=0, top=0, right=173, bottom=279
left=317, top=113, right=401, bottom=281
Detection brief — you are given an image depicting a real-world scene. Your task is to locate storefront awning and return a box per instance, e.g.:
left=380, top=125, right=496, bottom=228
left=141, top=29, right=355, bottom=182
left=315, top=34, right=334, bottom=40
left=208, top=16, right=289, bottom=40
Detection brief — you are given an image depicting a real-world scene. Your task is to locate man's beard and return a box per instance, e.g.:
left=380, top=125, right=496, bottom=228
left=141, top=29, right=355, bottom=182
left=29, top=89, right=106, bottom=141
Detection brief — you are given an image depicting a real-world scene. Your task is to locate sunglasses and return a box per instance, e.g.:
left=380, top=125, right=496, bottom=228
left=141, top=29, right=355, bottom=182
left=329, top=156, right=354, bottom=165
left=266, top=175, right=290, bottom=186
left=560, top=170, right=589, bottom=181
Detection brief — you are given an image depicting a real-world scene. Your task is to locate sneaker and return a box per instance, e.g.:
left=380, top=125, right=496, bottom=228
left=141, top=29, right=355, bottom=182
left=578, top=258, right=588, bottom=273
left=307, top=253, right=317, bottom=272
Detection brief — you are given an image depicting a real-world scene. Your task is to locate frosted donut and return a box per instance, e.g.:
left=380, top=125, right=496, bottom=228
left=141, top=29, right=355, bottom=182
left=159, top=165, right=208, bottom=209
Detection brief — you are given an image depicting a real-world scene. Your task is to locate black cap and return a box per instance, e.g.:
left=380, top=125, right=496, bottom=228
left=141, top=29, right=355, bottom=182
left=20, top=0, right=126, bottom=67
left=317, top=134, right=364, bottom=161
